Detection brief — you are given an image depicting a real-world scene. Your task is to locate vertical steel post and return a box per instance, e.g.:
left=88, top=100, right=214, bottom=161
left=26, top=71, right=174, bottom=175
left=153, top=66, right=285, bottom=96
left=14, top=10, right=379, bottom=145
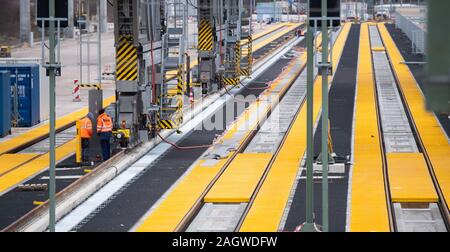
left=68, top=0, right=74, bottom=29
left=320, top=0, right=329, bottom=232
left=97, top=0, right=102, bottom=89
left=302, top=0, right=316, bottom=232
left=79, top=0, right=83, bottom=86
left=20, top=0, right=31, bottom=44
left=426, top=0, right=450, bottom=114
left=48, top=0, right=56, bottom=233
left=273, top=0, right=276, bottom=21
left=76, top=120, right=82, bottom=164
left=87, top=0, right=91, bottom=85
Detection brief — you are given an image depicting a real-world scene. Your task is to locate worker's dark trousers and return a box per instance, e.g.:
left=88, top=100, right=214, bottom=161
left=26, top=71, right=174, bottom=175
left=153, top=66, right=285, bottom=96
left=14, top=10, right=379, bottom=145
left=81, top=138, right=90, bottom=162
left=99, top=132, right=112, bottom=161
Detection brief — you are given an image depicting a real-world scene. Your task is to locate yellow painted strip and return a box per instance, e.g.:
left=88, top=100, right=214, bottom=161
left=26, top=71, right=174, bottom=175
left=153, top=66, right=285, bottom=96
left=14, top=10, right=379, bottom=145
left=129, top=72, right=138, bottom=82
left=116, top=42, right=132, bottom=58
left=372, top=46, right=385, bottom=51
left=204, top=153, right=273, bottom=203
left=387, top=153, right=438, bottom=203
left=350, top=23, right=390, bottom=232
left=116, top=45, right=135, bottom=62
left=240, top=24, right=286, bottom=46
left=165, top=25, right=296, bottom=77
left=117, top=54, right=138, bottom=74
left=136, top=42, right=307, bottom=232
left=0, top=96, right=116, bottom=156
left=205, top=59, right=309, bottom=204
left=0, top=139, right=77, bottom=194
left=0, top=154, right=38, bottom=176
left=252, top=24, right=302, bottom=52
left=117, top=65, right=137, bottom=80
left=378, top=23, right=450, bottom=210
left=120, top=62, right=138, bottom=80
left=116, top=53, right=137, bottom=72
left=240, top=23, right=351, bottom=232
left=137, top=159, right=227, bottom=232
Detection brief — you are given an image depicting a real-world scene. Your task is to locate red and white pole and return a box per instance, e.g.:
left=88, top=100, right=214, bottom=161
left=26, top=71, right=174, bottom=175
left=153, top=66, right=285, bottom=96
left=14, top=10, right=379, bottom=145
left=73, top=80, right=81, bottom=102
left=189, top=87, right=194, bottom=107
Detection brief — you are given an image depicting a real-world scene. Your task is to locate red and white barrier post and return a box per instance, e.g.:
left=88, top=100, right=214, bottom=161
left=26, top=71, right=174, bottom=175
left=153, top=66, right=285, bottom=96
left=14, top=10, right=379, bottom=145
left=73, top=80, right=81, bottom=102
left=189, top=87, right=194, bottom=107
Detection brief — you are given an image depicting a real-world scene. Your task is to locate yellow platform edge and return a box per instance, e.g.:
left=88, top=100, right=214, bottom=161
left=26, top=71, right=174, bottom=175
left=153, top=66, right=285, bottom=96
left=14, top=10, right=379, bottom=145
left=378, top=23, right=450, bottom=211
left=349, top=23, right=390, bottom=232
left=240, top=22, right=351, bottom=232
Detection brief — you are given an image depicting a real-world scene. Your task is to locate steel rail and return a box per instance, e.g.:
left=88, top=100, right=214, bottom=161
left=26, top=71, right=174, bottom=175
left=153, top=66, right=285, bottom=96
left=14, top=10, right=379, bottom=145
left=373, top=24, right=449, bottom=231
left=376, top=25, right=450, bottom=230
left=2, top=28, right=304, bottom=232
left=176, top=46, right=307, bottom=232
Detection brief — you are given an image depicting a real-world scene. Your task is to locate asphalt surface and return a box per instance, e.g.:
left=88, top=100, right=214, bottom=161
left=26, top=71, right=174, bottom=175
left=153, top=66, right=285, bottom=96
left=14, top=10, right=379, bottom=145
left=75, top=37, right=304, bottom=232
left=284, top=24, right=360, bottom=232
left=0, top=148, right=102, bottom=230
left=0, top=30, right=301, bottom=231
left=385, top=23, right=450, bottom=137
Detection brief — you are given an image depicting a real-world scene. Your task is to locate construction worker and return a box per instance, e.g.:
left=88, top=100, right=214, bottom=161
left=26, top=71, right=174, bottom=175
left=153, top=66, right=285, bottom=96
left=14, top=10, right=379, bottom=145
left=80, top=112, right=94, bottom=163
left=97, top=109, right=113, bottom=161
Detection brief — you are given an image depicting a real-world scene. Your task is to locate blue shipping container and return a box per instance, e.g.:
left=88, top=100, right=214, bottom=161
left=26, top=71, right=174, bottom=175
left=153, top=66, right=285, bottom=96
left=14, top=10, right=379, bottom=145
left=0, top=64, right=40, bottom=127
left=0, top=71, right=12, bottom=137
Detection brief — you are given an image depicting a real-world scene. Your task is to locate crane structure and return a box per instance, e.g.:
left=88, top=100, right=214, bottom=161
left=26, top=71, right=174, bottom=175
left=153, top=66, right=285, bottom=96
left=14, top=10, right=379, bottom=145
left=111, top=0, right=253, bottom=147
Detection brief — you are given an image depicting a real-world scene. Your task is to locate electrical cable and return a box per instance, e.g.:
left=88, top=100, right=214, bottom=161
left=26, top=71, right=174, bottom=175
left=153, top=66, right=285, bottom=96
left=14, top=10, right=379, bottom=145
left=157, top=132, right=212, bottom=150
left=241, top=81, right=272, bottom=90
left=187, top=0, right=198, bottom=9
left=222, top=83, right=267, bottom=103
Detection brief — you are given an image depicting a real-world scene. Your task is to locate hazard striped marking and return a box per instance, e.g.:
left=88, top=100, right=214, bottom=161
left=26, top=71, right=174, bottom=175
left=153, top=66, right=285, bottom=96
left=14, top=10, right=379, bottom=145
left=198, top=19, right=213, bottom=51
left=116, top=36, right=138, bottom=81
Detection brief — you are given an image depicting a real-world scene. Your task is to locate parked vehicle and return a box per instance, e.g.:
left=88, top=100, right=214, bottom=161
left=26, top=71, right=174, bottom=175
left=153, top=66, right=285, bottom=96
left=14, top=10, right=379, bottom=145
left=0, top=46, right=11, bottom=58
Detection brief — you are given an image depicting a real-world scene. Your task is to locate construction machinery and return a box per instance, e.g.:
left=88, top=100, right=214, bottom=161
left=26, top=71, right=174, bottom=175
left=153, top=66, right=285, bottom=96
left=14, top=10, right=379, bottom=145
left=110, top=0, right=252, bottom=148
left=0, top=46, right=11, bottom=58
left=195, top=0, right=224, bottom=94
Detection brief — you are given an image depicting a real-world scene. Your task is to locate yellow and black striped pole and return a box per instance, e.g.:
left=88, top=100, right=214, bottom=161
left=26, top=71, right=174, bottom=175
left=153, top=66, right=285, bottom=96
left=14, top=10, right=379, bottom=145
left=79, top=84, right=101, bottom=90
left=177, top=65, right=184, bottom=96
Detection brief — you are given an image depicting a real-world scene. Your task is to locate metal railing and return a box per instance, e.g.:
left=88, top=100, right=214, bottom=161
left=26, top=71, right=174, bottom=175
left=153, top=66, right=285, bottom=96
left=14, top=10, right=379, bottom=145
left=394, top=11, right=426, bottom=54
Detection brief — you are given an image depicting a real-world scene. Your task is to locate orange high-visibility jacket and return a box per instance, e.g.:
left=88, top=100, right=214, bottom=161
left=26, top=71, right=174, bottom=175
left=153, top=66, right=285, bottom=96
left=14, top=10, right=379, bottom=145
left=80, top=117, right=93, bottom=139
left=97, top=113, right=113, bottom=133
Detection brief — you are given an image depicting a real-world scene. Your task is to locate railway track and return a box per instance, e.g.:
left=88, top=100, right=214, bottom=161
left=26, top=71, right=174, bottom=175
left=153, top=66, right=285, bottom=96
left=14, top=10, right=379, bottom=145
left=370, top=24, right=448, bottom=232
left=0, top=23, right=298, bottom=158
left=282, top=23, right=360, bottom=232
left=74, top=33, right=307, bottom=233
left=183, top=52, right=311, bottom=232
left=133, top=27, right=345, bottom=232
left=1, top=25, right=305, bottom=232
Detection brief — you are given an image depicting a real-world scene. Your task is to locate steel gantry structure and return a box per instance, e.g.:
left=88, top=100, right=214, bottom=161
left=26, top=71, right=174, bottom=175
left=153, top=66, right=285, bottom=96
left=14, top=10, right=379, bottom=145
left=196, top=0, right=253, bottom=90
left=111, top=0, right=253, bottom=146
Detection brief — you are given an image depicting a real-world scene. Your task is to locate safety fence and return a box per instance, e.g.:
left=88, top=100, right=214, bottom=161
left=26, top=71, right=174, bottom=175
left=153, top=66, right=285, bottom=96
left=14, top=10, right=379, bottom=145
left=394, top=11, right=426, bottom=54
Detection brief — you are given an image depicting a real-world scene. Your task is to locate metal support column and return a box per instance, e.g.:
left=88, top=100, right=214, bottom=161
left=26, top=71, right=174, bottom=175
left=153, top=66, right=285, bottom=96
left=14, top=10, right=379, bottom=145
left=302, top=21, right=317, bottom=232
left=20, top=0, right=31, bottom=44
left=65, top=0, right=76, bottom=38
left=426, top=0, right=450, bottom=114
left=100, top=0, right=108, bottom=33
left=48, top=0, right=56, bottom=233
left=68, top=0, right=74, bottom=28
left=97, top=0, right=102, bottom=89
left=320, top=0, right=329, bottom=232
